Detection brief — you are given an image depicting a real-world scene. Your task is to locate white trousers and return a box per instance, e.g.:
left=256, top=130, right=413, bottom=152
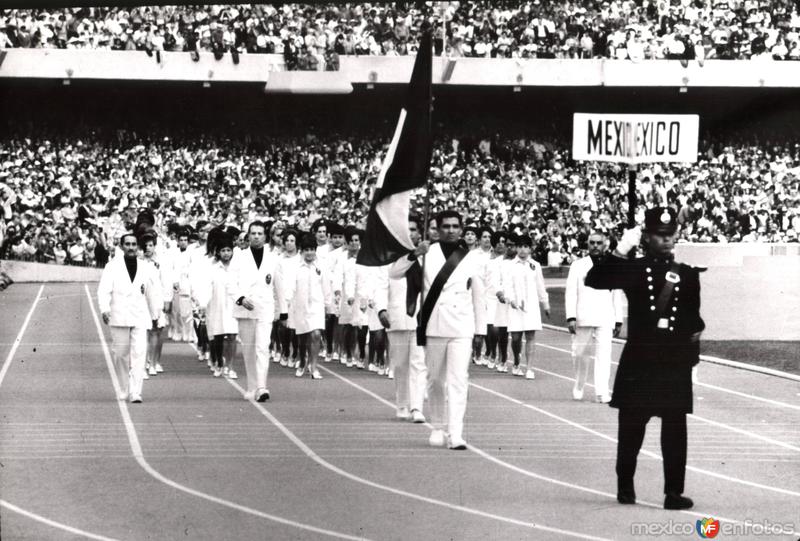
left=172, top=293, right=196, bottom=342
left=109, top=326, right=147, bottom=398
left=237, top=318, right=271, bottom=393
left=424, top=336, right=471, bottom=441
left=572, top=326, right=612, bottom=397
left=388, top=330, right=427, bottom=412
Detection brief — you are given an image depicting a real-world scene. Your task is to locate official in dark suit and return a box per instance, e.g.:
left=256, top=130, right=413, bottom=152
left=585, top=207, right=705, bottom=510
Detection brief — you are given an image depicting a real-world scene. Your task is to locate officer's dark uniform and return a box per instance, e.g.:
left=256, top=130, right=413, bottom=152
left=585, top=207, right=705, bottom=509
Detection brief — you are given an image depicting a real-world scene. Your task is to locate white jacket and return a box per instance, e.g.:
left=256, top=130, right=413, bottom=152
left=228, top=247, right=279, bottom=321
left=98, top=256, right=160, bottom=328
left=390, top=244, right=482, bottom=338
left=566, top=255, right=624, bottom=328
left=379, top=259, right=419, bottom=332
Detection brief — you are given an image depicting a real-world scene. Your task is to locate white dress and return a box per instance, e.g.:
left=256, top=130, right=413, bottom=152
left=204, top=261, right=239, bottom=337
left=287, top=260, right=331, bottom=335
left=507, top=257, right=550, bottom=332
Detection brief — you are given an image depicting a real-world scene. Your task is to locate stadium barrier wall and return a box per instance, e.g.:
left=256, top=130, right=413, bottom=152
left=0, top=259, right=102, bottom=283
left=674, top=243, right=799, bottom=341
left=4, top=49, right=800, bottom=87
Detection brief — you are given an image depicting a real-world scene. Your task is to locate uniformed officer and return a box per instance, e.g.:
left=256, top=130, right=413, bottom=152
left=585, top=207, right=705, bottom=511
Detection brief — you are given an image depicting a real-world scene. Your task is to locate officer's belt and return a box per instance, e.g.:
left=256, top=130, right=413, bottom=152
left=416, top=244, right=468, bottom=347
left=654, top=261, right=681, bottom=330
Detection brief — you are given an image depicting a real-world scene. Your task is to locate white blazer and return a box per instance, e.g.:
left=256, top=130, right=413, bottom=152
left=228, top=247, right=279, bottom=321
left=380, top=259, right=419, bottom=332
left=391, top=244, right=482, bottom=338
left=98, top=256, right=160, bottom=328
left=566, top=255, right=625, bottom=328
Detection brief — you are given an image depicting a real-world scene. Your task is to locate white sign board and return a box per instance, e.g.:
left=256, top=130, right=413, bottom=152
left=572, top=113, right=699, bottom=164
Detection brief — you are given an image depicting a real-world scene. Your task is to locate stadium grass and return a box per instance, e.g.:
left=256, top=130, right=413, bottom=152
left=546, top=288, right=800, bottom=376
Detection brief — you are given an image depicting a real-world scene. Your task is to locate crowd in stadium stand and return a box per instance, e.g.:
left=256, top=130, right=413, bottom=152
left=3, top=1, right=800, bottom=64
left=1, top=127, right=798, bottom=268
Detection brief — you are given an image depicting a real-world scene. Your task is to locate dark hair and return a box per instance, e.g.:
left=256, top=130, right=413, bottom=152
left=464, top=225, right=479, bottom=237
left=282, top=228, right=299, bottom=244
left=516, top=234, right=533, bottom=248
left=435, top=210, right=462, bottom=227
left=119, top=232, right=138, bottom=246
left=222, top=225, right=241, bottom=238
left=299, top=233, right=318, bottom=251
left=491, top=230, right=508, bottom=247
left=408, top=213, right=423, bottom=232
left=215, top=232, right=234, bottom=252
left=138, top=231, right=157, bottom=249
left=247, top=220, right=267, bottom=235
left=344, top=226, right=363, bottom=243
left=311, top=218, right=327, bottom=234
left=327, top=222, right=344, bottom=236
left=478, top=226, right=494, bottom=239
left=196, top=220, right=209, bottom=231
left=206, top=226, right=224, bottom=256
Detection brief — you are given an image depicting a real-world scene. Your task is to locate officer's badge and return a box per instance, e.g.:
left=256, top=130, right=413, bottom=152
left=316, top=268, right=321, bottom=276
left=529, top=262, right=536, bottom=271
left=265, top=274, right=272, bottom=285
left=153, top=261, right=160, bottom=269
left=140, top=284, right=145, bottom=295
left=466, top=277, right=472, bottom=290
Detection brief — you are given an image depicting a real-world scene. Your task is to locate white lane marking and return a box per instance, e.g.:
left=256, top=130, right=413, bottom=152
left=226, top=374, right=611, bottom=541
left=84, top=285, right=365, bottom=541
left=533, top=341, right=800, bottom=451
left=0, top=284, right=44, bottom=388
left=0, top=499, right=120, bottom=541
left=471, top=382, right=800, bottom=500
left=320, top=366, right=745, bottom=527
left=538, top=328, right=800, bottom=408
left=0, top=285, right=120, bottom=541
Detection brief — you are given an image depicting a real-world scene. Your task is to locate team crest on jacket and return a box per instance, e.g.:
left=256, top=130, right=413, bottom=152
left=265, top=274, right=272, bottom=284
left=140, top=284, right=145, bottom=294
left=316, top=268, right=321, bottom=276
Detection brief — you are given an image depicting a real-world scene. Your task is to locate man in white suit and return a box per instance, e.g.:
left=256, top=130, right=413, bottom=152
left=391, top=210, right=483, bottom=450
left=98, top=233, right=160, bottom=404
left=565, top=231, right=624, bottom=403
left=229, top=221, right=278, bottom=402
left=383, top=216, right=427, bottom=423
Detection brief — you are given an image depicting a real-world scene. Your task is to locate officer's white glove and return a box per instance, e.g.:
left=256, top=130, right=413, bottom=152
left=615, top=226, right=641, bottom=256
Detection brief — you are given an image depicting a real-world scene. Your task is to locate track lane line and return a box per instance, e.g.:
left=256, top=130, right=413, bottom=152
left=221, top=372, right=612, bottom=541
left=0, top=284, right=121, bottom=540
left=532, top=341, right=800, bottom=452
left=0, top=284, right=44, bottom=388
left=316, top=364, right=746, bottom=528
left=83, top=285, right=367, bottom=541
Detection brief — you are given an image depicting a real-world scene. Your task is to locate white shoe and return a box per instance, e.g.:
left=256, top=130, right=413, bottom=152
left=226, top=369, right=238, bottom=380
left=448, top=436, right=467, bottom=450
left=323, top=356, right=332, bottom=363
left=204, top=351, right=210, bottom=361
left=356, top=361, right=365, bottom=370
left=148, top=366, right=158, bottom=376
left=428, top=429, right=447, bottom=447
left=596, top=394, right=611, bottom=404
left=256, top=388, right=270, bottom=402
left=339, top=356, right=347, bottom=365
left=117, top=391, right=129, bottom=401
left=512, top=366, right=523, bottom=376
left=207, top=359, right=213, bottom=368
left=155, top=363, right=164, bottom=373
left=318, top=350, right=326, bottom=358
left=213, top=367, right=223, bottom=378
left=572, top=386, right=583, bottom=401
left=396, top=406, right=410, bottom=420
left=130, top=395, right=142, bottom=404
left=377, top=367, right=385, bottom=376
left=311, top=369, right=323, bottom=380
left=368, top=363, right=377, bottom=372
left=295, top=367, right=305, bottom=378
left=346, top=359, right=354, bottom=368
left=142, top=370, right=150, bottom=380
left=487, top=361, right=496, bottom=370
left=410, top=409, right=426, bottom=423
left=271, top=354, right=280, bottom=364
left=279, top=358, right=288, bottom=367
left=496, top=362, right=506, bottom=373
left=387, top=369, right=394, bottom=379
left=525, top=369, right=535, bottom=380
left=332, top=352, right=340, bottom=362
left=287, top=360, right=296, bottom=369
left=197, top=352, right=204, bottom=361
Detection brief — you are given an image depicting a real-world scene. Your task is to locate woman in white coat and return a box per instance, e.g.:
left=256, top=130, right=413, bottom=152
left=505, top=235, right=550, bottom=379
left=198, top=230, right=239, bottom=379
left=140, top=231, right=172, bottom=377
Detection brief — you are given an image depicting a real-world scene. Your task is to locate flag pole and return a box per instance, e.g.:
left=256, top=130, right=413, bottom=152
left=418, top=24, right=434, bottom=341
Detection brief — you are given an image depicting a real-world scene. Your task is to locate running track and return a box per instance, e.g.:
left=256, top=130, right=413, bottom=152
left=1, top=283, right=798, bottom=540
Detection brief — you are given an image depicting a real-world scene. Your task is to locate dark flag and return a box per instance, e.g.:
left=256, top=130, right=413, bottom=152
left=356, top=30, right=433, bottom=267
